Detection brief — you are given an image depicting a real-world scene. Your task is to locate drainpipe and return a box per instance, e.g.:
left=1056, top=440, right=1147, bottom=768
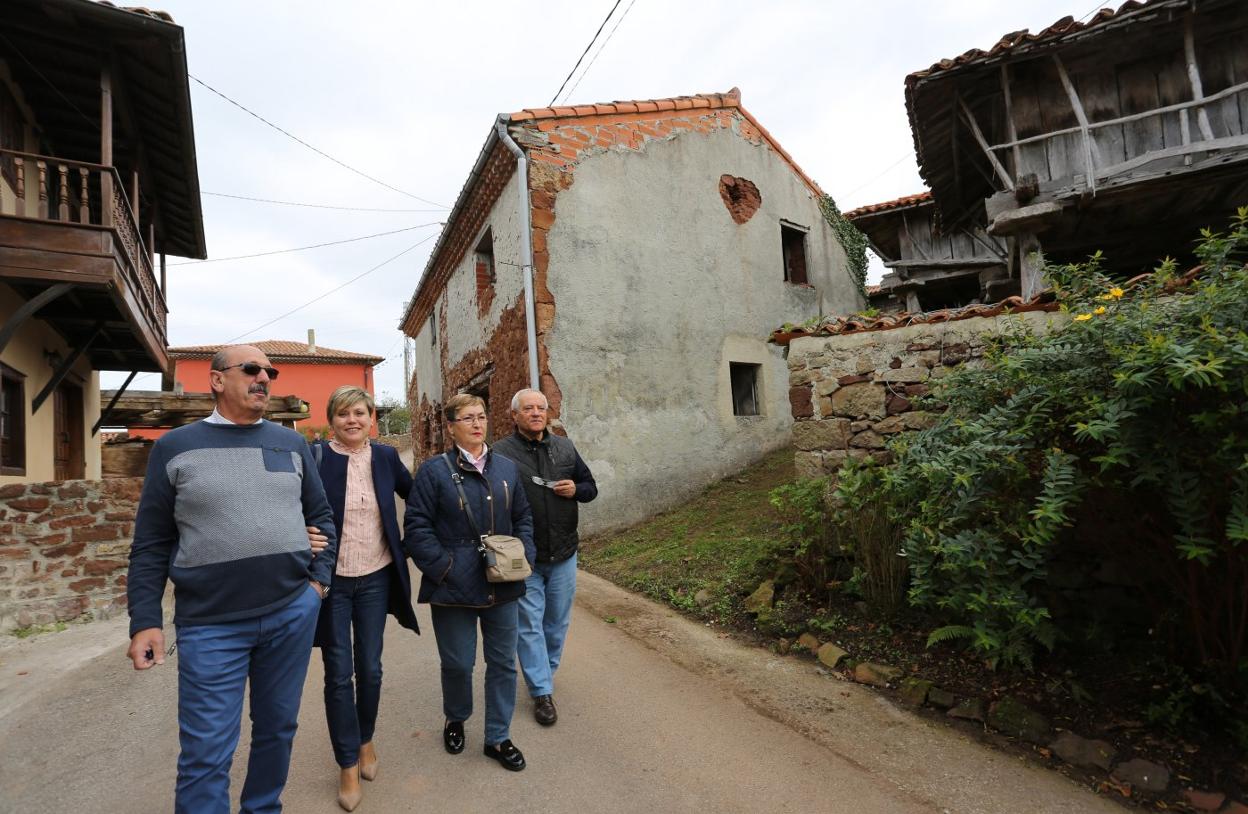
left=495, top=115, right=541, bottom=391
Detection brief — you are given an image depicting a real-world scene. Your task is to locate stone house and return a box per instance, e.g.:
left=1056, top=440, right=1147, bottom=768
left=400, top=89, right=862, bottom=533
left=0, top=0, right=204, bottom=484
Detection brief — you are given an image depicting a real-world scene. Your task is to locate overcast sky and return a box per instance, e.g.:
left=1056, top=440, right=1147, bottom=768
left=106, top=0, right=1108, bottom=401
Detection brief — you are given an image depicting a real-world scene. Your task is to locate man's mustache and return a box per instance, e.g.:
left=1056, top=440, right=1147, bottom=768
left=248, top=384, right=269, bottom=395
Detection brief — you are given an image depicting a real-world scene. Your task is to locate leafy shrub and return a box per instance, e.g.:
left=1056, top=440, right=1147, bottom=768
left=840, top=209, right=1248, bottom=680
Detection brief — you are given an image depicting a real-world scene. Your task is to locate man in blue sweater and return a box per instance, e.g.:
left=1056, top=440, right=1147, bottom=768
left=126, top=344, right=338, bottom=814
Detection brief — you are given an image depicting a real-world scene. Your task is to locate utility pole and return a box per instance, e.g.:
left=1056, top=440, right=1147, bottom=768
left=401, top=301, right=413, bottom=419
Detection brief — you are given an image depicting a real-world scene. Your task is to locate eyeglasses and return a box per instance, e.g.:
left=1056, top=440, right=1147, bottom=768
left=452, top=414, right=487, bottom=425
left=215, top=362, right=280, bottom=380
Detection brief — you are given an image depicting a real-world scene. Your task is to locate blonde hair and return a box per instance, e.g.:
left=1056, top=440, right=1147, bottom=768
left=326, top=385, right=375, bottom=423
left=444, top=393, right=485, bottom=422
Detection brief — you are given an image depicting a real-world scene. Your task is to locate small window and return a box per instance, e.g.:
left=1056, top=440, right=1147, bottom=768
left=429, top=315, right=437, bottom=347
left=1, top=363, right=26, bottom=474
left=475, top=228, right=496, bottom=312
left=781, top=222, right=808, bottom=285
left=730, top=362, right=761, bottom=417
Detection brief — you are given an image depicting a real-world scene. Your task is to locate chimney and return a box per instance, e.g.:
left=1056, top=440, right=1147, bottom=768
left=307, top=328, right=316, bottom=354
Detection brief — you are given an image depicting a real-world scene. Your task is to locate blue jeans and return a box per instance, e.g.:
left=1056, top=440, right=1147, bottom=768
left=174, top=584, right=321, bottom=814
left=430, top=601, right=519, bottom=745
left=517, top=552, right=577, bottom=698
left=320, top=567, right=390, bottom=768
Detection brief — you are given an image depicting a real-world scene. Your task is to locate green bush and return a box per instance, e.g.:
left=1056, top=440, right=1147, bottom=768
left=839, top=209, right=1248, bottom=680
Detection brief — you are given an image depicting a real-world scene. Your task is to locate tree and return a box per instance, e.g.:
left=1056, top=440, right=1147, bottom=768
left=375, top=397, right=411, bottom=436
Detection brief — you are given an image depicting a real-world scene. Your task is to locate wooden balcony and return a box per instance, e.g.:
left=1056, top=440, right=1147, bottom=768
left=0, top=147, right=168, bottom=372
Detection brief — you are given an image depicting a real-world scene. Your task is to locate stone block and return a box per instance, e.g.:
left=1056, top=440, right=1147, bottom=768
left=0, top=484, right=27, bottom=499
left=8, top=497, right=50, bottom=513
left=878, top=367, right=929, bottom=383
left=898, top=678, right=933, bottom=706
left=1111, top=758, right=1170, bottom=792
left=813, top=378, right=839, bottom=397
left=792, top=419, right=852, bottom=451
left=794, top=452, right=823, bottom=480
left=837, top=373, right=872, bottom=386
left=948, top=698, right=985, bottom=721
left=927, top=687, right=956, bottom=708
left=849, top=430, right=885, bottom=449
left=885, top=393, right=911, bottom=415
left=831, top=383, right=886, bottom=419
left=988, top=697, right=1050, bottom=744
left=853, top=662, right=901, bottom=687
left=72, top=525, right=120, bottom=543
left=1050, top=732, right=1115, bottom=771
left=873, top=416, right=906, bottom=434
left=796, top=632, right=820, bottom=653
left=902, top=411, right=938, bottom=431
left=789, top=385, right=813, bottom=419
left=744, top=580, right=775, bottom=614
left=817, top=643, right=848, bottom=669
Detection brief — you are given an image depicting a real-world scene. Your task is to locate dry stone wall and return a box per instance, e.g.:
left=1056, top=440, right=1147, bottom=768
left=786, top=311, right=1063, bottom=477
left=0, top=478, right=141, bottom=631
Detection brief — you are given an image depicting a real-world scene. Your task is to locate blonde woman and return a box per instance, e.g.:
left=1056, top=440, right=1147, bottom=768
left=308, top=386, right=416, bottom=810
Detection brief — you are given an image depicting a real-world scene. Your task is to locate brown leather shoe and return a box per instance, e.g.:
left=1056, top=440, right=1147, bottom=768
left=533, top=694, right=557, bottom=726
left=337, top=764, right=362, bottom=811
left=359, top=741, right=378, bottom=781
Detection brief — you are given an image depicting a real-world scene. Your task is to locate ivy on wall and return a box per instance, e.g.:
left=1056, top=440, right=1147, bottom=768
left=820, top=195, right=869, bottom=302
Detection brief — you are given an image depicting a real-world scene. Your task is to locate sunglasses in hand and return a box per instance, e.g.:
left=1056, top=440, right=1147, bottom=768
left=216, top=362, right=280, bottom=380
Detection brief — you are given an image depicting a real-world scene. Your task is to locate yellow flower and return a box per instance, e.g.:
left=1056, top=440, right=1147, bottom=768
left=1109, top=287, right=1124, bottom=299
left=1074, top=313, right=1092, bottom=321
left=1094, top=306, right=1107, bottom=315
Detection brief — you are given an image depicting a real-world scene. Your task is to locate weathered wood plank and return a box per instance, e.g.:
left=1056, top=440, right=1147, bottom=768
left=1033, top=58, right=1080, bottom=183
left=1155, top=48, right=1191, bottom=150
left=1116, top=55, right=1166, bottom=159
left=1005, top=60, right=1052, bottom=181
left=1195, top=36, right=1243, bottom=138
left=1076, top=64, right=1127, bottom=167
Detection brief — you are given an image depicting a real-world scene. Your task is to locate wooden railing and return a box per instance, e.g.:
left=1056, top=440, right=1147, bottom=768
left=0, top=147, right=166, bottom=348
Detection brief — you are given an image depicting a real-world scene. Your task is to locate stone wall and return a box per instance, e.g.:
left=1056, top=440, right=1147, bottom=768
left=786, top=310, right=1064, bottom=477
left=0, top=478, right=141, bottom=632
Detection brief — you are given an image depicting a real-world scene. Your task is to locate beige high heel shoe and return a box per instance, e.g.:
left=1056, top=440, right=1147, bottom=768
left=337, top=764, right=362, bottom=812
left=359, top=741, right=378, bottom=781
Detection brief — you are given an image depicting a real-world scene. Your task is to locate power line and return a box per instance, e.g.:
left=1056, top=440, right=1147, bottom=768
left=190, top=75, right=448, bottom=208
left=169, top=223, right=441, bottom=266
left=226, top=234, right=437, bottom=344
left=842, top=154, right=913, bottom=199
left=549, top=0, right=623, bottom=106
left=202, top=191, right=446, bottom=213
left=563, top=0, right=640, bottom=104
left=0, top=33, right=98, bottom=131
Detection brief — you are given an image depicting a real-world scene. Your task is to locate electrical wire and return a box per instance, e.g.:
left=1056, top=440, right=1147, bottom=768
left=0, top=33, right=98, bottom=131
left=190, top=75, right=448, bottom=208
left=201, top=191, right=446, bottom=213
left=842, top=154, right=913, bottom=199
left=169, top=223, right=441, bottom=266
left=563, top=0, right=639, bottom=104
left=549, top=0, right=623, bottom=106
left=225, top=233, right=437, bottom=344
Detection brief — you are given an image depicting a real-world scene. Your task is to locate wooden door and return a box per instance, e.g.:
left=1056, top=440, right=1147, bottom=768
left=53, top=383, right=84, bottom=480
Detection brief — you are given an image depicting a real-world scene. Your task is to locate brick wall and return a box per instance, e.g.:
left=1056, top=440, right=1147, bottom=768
left=785, top=311, right=1064, bottom=477
left=0, top=478, right=141, bottom=632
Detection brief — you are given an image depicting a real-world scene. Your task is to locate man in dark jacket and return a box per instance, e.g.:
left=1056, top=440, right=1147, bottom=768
left=492, top=388, right=597, bottom=727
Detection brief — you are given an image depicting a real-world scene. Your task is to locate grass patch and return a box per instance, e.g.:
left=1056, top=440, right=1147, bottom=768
left=10, top=621, right=68, bottom=639
left=580, top=447, right=794, bottom=624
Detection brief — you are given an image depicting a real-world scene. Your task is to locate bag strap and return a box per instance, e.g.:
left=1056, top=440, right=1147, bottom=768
left=312, top=441, right=323, bottom=468
left=442, top=453, right=486, bottom=546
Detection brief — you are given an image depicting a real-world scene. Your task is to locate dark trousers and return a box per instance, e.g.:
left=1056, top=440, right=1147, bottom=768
left=174, top=584, right=321, bottom=814
left=430, top=601, right=519, bottom=745
left=320, top=567, right=390, bottom=768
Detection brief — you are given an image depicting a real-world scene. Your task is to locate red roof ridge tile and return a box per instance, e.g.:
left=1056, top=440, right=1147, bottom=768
left=169, top=339, right=384, bottom=364
left=845, top=191, right=933, bottom=220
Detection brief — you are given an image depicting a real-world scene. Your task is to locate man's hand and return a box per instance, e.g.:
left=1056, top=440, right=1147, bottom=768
left=128, top=628, right=165, bottom=670
left=552, top=479, right=576, bottom=499
left=307, top=525, right=329, bottom=556
left=309, top=580, right=327, bottom=599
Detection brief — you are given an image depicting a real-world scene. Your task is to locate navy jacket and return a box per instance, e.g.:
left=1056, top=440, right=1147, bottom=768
left=403, top=449, right=535, bottom=608
left=312, top=441, right=418, bottom=646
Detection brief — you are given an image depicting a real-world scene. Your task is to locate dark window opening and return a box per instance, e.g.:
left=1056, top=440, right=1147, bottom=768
left=1, top=363, right=26, bottom=475
left=730, top=362, right=761, bottom=417
left=429, top=315, right=437, bottom=346
left=782, top=223, right=809, bottom=284
left=475, top=228, right=496, bottom=313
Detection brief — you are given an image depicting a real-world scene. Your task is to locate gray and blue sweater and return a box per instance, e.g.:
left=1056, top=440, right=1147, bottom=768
left=127, top=420, right=338, bottom=636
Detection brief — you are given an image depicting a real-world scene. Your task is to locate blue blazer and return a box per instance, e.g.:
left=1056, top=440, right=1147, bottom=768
left=312, top=441, right=418, bottom=646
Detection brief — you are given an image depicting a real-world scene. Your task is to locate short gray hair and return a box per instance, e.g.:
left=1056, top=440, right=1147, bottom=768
left=510, top=388, right=548, bottom=412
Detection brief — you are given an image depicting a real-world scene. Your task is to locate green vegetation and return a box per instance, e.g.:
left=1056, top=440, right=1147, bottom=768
left=819, top=195, right=870, bottom=301
left=11, top=621, right=68, bottom=639
left=580, top=448, right=795, bottom=625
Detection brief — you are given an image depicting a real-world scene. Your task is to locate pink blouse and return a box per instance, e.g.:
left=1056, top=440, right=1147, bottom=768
left=329, top=439, right=393, bottom=577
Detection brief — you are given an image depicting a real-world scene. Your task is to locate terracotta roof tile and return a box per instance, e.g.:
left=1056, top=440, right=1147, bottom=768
left=845, top=191, right=933, bottom=221
left=169, top=340, right=384, bottom=365
left=907, top=0, right=1165, bottom=83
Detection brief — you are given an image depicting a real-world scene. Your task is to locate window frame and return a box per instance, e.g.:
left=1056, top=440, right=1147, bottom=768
left=1, top=362, right=27, bottom=476
left=780, top=220, right=810, bottom=285
left=729, top=362, right=762, bottom=418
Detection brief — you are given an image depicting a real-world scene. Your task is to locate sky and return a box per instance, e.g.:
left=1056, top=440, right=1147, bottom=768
left=102, top=0, right=1111, bottom=401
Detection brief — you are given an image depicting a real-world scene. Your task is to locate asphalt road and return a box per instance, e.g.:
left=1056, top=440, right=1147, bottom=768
left=0, top=569, right=1118, bottom=814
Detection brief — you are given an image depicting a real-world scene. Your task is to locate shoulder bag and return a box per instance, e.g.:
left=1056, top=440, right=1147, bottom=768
left=441, top=454, right=531, bottom=583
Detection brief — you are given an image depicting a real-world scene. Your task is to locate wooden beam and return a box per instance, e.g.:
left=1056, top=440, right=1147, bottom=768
left=884, top=257, right=1005, bottom=269
left=901, top=212, right=931, bottom=261
left=0, top=283, right=74, bottom=357
left=958, top=97, right=1015, bottom=191
left=31, top=321, right=104, bottom=414
left=100, top=66, right=114, bottom=228
left=961, top=226, right=1009, bottom=260
left=999, top=64, right=1023, bottom=178
left=1092, top=133, right=1248, bottom=179
left=988, top=79, right=1248, bottom=151
left=1183, top=14, right=1216, bottom=143
left=1052, top=53, right=1102, bottom=194
left=93, top=369, right=137, bottom=436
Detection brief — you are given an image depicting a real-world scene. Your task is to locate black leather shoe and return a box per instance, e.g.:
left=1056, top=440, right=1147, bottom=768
left=443, top=721, right=465, bottom=755
left=533, top=694, right=557, bottom=726
left=483, top=739, right=526, bottom=771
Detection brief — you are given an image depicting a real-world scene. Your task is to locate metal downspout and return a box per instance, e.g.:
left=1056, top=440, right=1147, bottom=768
left=496, top=116, right=541, bottom=391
